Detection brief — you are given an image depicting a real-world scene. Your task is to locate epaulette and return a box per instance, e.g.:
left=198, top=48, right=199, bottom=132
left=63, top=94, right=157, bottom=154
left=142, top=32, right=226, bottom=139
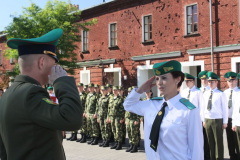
left=179, top=98, right=196, bottom=110
left=151, top=97, right=163, bottom=100
left=238, top=87, right=240, bottom=90
left=218, top=89, right=223, bottom=92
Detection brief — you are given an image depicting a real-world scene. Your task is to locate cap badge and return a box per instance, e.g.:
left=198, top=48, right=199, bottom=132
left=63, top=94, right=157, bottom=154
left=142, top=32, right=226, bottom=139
left=156, top=70, right=161, bottom=75
left=163, top=66, right=174, bottom=72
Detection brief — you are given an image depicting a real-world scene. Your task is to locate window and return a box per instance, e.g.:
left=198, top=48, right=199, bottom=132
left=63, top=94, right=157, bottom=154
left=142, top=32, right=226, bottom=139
left=186, top=4, right=198, bottom=34
left=0, top=50, right=1, bottom=65
left=236, top=63, right=240, bottom=86
left=110, top=23, right=117, bottom=47
left=10, top=57, right=14, bottom=64
left=82, top=31, right=88, bottom=51
left=143, top=15, right=152, bottom=42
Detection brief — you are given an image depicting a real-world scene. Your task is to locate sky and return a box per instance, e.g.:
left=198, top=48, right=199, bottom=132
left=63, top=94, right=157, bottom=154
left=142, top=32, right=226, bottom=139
left=0, top=0, right=112, bottom=31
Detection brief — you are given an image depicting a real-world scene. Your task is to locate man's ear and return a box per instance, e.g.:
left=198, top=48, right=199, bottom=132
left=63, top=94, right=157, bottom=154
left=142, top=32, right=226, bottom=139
left=38, top=56, right=45, bottom=70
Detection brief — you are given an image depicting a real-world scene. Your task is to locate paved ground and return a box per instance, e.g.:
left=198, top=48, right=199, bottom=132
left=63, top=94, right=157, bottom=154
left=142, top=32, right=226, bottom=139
left=63, top=123, right=231, bottom=160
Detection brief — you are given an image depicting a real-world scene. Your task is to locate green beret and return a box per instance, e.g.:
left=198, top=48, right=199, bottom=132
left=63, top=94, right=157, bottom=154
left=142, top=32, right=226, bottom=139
left=47, top=86, right=53, bottom=90
left=101, top=85, right=107, bottom=90
left=106, top=84, right=112, bottom=88
left=132, top=86, right=137, bottom=89
left=88, top=83, right=95, bottom=87
left=206, top=72, right=220, bottom=81
left=112, top=86, right=119, bottom=90
left=128, top=87, right=132, bottom=92
left=224, top=72, right=237, bottom=80
left=184, top=73, right=197, bottom=80
left=77, top=83, right=84, bottom=87
left=7, top=28, right=63, bottom=63
left=153, top=60, right=181, bottom=76
left=94, top=84, right=99, bottom=88
left=83, top=85, right=88, bottom=89
left=118, top=86, right=124, bottom=90
left=198, top=71, right=208, bottom=79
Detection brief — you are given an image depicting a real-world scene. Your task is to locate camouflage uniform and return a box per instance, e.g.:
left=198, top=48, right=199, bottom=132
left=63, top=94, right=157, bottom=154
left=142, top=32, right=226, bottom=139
left=96, top=95, right=111, bottom=141
left=108, top=95, right=125, bottom=143
left=86, top=92, right=99, bottom=138
left=80, top=91, right=87, bottom=134
left=125, top=111, right=140, bottom=146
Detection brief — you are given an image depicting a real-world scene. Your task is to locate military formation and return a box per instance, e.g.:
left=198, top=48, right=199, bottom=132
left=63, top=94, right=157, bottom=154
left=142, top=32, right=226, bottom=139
left=61, top=70, right=240, bottom=159
left=66, top=83, right=142, bottom=153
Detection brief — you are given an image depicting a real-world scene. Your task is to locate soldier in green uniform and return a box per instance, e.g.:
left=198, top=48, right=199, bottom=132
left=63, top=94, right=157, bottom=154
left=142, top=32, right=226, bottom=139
left=125, top=87, right=140, bottom=153
left=86, top=83, right=99, bottom=145
left=76, top=83, right=88, bottom=143
left=84, top=85, right=89, bottom=93
left=0, top=28, right=83, bottom=160
left=107, top=86, right=125, bottom=150
left=118, top=86, right=126, bottom=144
left=96, top=86, right=111, bottom=147
left=106, top=84, right=113, bottom=96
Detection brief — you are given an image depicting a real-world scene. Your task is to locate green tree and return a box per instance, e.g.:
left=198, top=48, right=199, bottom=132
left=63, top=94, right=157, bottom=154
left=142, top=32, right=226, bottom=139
left=4, top=0, right=97, bottom=74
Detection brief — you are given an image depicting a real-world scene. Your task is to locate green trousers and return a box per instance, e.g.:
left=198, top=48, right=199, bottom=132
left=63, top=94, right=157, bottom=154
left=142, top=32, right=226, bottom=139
left=235, top=126, right=240, bottom=159
left=80, top=116, right=87, bottom=134
left=126, top=119, right=140, bottom=145
left=87, top=113, right=99, bottom=137
left=110, top=116, right=123, bottom=142
left=99, top=116, right=111, bottom=140
left=205, top=118, right=224, bottom=160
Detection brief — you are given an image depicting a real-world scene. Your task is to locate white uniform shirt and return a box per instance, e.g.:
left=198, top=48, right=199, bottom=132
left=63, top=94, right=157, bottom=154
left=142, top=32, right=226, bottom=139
left=200, top=85, right=210, bottom=93
left=224, top=87, right=240, bottom=118
left=203, top=87, right=228, bottom=123
left=181, top=85, right=205, bottom=121
left=232, top=92, right=240, bottom=126
left=123, top=89, right=203, bottom=160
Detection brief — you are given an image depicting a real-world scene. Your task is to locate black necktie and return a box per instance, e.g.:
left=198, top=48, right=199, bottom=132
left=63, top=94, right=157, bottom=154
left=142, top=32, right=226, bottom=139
left=187, top=90, right=191, bottom=100
left=149, top=102, right=168, bottom=152
left=228, top=90, right=233, bottom=109
left=207, top=91, right=213, bottom=111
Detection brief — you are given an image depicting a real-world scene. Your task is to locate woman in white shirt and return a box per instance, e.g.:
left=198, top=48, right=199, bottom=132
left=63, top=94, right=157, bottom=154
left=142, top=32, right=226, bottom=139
left=123, top=60, right=203, bottom=160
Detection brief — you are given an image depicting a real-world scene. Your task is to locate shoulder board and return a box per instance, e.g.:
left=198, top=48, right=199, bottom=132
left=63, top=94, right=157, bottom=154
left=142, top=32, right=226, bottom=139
left=151, top=97, right=163, bottom=100
left=238, top=87, right=240, bottom=90
left=179, top=98, right=196, bottom=110
left=218, top=89, right=223, bottom=92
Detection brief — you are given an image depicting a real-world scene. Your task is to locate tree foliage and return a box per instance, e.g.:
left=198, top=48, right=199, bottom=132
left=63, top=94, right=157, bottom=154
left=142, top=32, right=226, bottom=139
left=4, top=0, right=97, bottom=74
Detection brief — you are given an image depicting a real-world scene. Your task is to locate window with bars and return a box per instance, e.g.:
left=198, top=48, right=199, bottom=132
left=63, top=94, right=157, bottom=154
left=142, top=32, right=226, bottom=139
left=82, top=31, right=89, bottom=51
left=187, top=4, right=198, bottom=34
left=110, top=23, right=117, bottom=47
left=143, top=15, right=152, bottom=42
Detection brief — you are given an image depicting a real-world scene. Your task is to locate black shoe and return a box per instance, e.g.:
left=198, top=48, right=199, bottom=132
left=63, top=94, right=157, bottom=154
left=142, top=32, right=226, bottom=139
left=87, top=138, right=94, bottom=144
left=110, top=142, right=118, bottom=149
left=115, top=142, right=122, bottom=150
left=91, top=138, right=98, bottom=145
left=126, top=144, right=133, bottom=152
left=122, top=137, right=125, bottom=144
left=70, top=133, right=77, bottom=141
left=67, top=133, right=73, bottom=140
left=103, top=140, right=109, bottom=147
left=99, top=139, right=105, bottom=147
left=80, top=135, right=86, bottom=143
left=130, top=145, right=138, bottom=153
left=76, top=134, right=83, bottom=142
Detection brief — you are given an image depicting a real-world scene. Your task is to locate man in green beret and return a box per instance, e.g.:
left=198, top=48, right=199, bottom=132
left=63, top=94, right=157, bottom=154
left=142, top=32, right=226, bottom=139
left=85, top=83, right=99, bottom=145
left=96, top=86, right=111, bottom=147
left=223, top=72, right=240, bottom=159
left=203, top=72, right=228, bottom=160
left=76, top=83, right=88, bottom=143
left=106, top=84, right=113, bottom=97
left=0, top=28, right=83, bottom=160
left=107, top=86, right=125, bottom=150
left=84, top=85, right=89, bottom=93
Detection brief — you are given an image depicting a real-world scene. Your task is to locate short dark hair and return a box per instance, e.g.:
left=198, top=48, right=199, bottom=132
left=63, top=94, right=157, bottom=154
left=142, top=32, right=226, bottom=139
left=170, top=71, right=185, bottom=88
left=0, top=89, right=3, bottom=92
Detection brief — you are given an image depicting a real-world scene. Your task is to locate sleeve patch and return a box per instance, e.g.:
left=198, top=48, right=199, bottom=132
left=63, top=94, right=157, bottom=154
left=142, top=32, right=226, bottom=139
left=42, top=98, right=58, bottom=105
left=179, top=98, right=196, bottom=110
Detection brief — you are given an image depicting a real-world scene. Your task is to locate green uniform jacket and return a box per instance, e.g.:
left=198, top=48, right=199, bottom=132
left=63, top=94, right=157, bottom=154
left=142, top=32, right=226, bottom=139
left=85, top=92, right=98, bottom=114
left=96, top=95, right=109, bottom=118
left=108, top=95, right=125, bottom=119
left=0, top=75, right=83, bottom=160
left=80, top=91, right=87, bottom=112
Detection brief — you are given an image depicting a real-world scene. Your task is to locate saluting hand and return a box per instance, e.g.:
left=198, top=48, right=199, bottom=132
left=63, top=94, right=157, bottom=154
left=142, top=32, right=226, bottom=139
left=48, top=65, right=68, bottom=85
left=136, top=76, right=156, bottom=94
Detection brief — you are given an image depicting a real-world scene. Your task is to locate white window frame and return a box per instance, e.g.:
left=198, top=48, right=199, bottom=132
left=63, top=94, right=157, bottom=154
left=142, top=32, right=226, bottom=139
left=104, top=64, right=121, bottom=86
left=142, top=14, right=152, bottom=42
left=231, top=57, right=240, bottom=72
left=82, top=30, right=89, bottom=51
left=80, top=67, right=90, bottom=85
left=109, top=23, right=117, bottom=47
left=185, top=3, right=198, bottom=35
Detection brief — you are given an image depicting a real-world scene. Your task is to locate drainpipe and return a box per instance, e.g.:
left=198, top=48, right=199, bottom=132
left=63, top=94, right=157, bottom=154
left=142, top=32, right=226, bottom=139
left=210, top=0, right=214, bottom=72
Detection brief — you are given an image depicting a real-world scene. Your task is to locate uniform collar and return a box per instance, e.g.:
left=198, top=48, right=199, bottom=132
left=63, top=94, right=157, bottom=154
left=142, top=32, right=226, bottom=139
left=211, top=87, right=218, bottom=92
left=189, top=85, right=196, bottom=91
left=162, top=93, right=181, bottom=110
left=14, top=75, right=41, bottom=86
left=232, top=86, right=238, bottom=91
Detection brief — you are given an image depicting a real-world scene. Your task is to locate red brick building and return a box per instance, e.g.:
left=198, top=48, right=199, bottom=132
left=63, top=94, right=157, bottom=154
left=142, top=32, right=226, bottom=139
left=1, top=0, right=240, bottom=96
